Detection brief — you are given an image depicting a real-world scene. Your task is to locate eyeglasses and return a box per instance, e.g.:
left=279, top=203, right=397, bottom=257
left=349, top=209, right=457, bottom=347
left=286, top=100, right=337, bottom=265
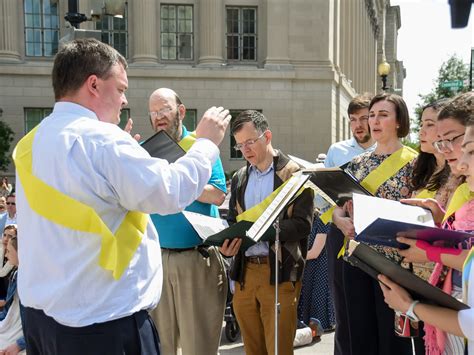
left=6, top=202, right=15, bottom=206
left=233, top=132, right=266, bottom=151
left=433, top=133, right=465, bottom=153
left=149, top=106, right=178, bottom=120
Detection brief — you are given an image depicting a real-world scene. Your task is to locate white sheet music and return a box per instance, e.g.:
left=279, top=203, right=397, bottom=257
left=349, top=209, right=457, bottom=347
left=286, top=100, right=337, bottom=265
left=246, top=173, right=310, bottom=241
left=182, top=211, right=229, bottom=240
left=352, top=193, right=435, bottom=234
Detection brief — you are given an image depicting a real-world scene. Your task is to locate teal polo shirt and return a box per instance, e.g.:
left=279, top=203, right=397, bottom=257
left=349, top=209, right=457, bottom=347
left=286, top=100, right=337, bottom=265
left=150, top=126, right=227, bottom=248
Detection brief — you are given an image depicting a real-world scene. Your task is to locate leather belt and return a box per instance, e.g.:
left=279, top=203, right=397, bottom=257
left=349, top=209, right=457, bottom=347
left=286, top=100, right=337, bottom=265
left=246, top=255, right=269, bottom=264
left=161, top=247, right=196, bottom=252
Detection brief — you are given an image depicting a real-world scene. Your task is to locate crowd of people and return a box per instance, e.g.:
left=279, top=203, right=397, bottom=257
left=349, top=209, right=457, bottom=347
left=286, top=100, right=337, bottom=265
left=0, top=38, right=473, bottom=355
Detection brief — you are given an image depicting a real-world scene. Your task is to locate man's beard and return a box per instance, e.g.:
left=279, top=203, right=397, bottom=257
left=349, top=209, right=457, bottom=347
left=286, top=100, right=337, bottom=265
left=167, top=111, right=181, bottom=141
left=355, top=132, right=371, bottom=144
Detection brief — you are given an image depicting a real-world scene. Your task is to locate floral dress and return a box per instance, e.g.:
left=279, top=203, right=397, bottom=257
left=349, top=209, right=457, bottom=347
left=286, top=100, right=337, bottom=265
left=345, top=150, right=416, bottom=262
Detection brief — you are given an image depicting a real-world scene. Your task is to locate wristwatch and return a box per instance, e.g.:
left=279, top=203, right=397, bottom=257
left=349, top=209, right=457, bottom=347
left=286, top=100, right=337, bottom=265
left=405, top=300, right=420, bottom=322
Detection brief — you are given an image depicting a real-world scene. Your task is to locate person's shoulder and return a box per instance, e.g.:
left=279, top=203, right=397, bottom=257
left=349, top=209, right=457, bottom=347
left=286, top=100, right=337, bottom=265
left=349, top=150, right=372, bottom=164
left=328, top=138, right=353, bottom=151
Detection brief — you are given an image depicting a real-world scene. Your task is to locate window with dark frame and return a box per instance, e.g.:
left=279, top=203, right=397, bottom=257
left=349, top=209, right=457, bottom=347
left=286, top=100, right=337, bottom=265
left=24, top=0, right=59, bottom=57
left=226, top=7, right=257, bottom=62
left=96, top=7, right=128, bottom=58
left=25, top=108, right=130, bottom=133
left=24, top=108, right=52, bottom=133
left=183, top=109, right=197, bottom=131
left=161, top=4, right=194, bottom=61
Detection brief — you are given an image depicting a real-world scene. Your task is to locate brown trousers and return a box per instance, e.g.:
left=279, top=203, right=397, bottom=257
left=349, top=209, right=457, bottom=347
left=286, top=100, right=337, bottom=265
left=233, top=262, right=302, bottom=355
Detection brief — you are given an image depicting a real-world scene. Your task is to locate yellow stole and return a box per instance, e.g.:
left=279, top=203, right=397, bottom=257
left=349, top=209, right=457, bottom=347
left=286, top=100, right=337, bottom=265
left=13, top=126, right=151, bottom=280
left=414, top=189, right=437, bottom=199
left=320, top=146, right=418, bottom=224
left=442, top=183, right=474, bottom=223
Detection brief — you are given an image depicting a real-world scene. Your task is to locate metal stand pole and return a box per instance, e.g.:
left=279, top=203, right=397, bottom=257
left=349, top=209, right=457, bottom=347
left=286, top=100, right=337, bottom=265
left=273, top=217, right=280, bottom=355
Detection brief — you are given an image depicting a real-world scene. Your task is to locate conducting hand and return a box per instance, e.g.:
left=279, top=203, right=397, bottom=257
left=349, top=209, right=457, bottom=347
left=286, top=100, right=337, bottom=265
left=124, top=118, right=141, bottom=142
left=220, top=238, right=242, bottom=257
left=195, top=107, right=232, bottom=146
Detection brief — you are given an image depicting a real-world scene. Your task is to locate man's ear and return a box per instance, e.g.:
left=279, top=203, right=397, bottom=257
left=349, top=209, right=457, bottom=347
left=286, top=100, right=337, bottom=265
left=178, top=104, right=186, bottom=121
left=86, top=75, right=99, bottom=96
left=265, top=130, right=272, bottom=143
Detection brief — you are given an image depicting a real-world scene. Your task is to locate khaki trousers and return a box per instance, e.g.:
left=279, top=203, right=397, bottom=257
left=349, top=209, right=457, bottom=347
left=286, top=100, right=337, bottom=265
left=233, top=262, right=302, bottom=355
left=150, top=247, right=227, bottom=355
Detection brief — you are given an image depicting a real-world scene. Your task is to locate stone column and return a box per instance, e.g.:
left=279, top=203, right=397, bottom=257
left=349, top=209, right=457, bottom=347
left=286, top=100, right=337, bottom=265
left=198, top=0, right=224, bottom=66
left=264, top=0, right=291, bottom=68
left=0, top=0, right=21, bottom=61
left=130, top=0, right=158, bottom=64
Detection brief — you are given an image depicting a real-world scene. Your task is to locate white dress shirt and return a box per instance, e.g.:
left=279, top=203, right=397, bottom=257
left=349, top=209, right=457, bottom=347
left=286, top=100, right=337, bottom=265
left=17, top=102, right=218, bottom=327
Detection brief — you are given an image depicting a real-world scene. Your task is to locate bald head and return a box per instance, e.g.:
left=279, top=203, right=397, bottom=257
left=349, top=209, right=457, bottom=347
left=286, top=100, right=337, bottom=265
left=149, top=88, right=182, bottom=106
left=148, top=88, right=185, bottom=141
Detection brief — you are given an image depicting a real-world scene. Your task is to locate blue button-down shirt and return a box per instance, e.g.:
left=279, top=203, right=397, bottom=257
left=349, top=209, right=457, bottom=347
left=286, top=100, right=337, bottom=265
left=244, top=163, right=274, bottom=257
left=324, top=137, right=376, bottom=168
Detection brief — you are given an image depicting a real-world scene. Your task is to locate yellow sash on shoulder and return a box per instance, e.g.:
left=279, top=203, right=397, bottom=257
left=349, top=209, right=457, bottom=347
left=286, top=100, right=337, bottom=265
left=13, top=126, right=148, bottom=280
left=442, top=183, right=474, bottom=223
left=178, top=131, right=196, bottom=152
left=320, top=146, right=418, bottom=224
left=321, top=146, right=417, bottom=258
left=415, top=188, right=437, bottom=199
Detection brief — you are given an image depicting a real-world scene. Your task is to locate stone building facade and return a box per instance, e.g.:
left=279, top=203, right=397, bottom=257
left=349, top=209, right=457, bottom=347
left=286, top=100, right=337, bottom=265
left=0, top=0, right=403, bottom=176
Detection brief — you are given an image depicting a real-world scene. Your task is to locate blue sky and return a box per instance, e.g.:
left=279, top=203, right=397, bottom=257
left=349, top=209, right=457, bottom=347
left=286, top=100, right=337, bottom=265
left=390, top=0, right=473, bottom=117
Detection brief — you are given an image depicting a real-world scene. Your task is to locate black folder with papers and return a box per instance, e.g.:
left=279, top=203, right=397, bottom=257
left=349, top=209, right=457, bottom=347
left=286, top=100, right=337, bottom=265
left=204, top=221, right=276, bottom=250
left=141, top=130, right=185, bottom=163
left=346, top=241, right=469, bottom=311
left=304, top=168, right=372, bottom=206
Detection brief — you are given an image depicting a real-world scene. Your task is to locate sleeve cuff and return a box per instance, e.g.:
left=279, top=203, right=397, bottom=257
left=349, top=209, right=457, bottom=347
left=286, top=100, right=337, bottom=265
left=458, top=308, right=474, bottom=339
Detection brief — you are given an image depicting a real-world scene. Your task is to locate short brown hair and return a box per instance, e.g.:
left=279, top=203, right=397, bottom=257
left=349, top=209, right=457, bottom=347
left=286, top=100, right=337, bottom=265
left=438, top=92, right=474, bottom=126
left=230, top=110, right=268, bottom=136
left=348, top=93, right=372, bottom=115
left=52, top=38, right=128, bottom=100
left=369, top=93, right=410, bottom=138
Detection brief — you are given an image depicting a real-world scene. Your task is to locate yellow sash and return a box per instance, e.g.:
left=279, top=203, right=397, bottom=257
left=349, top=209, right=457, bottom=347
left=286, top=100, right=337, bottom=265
left=325, top=146, right=418, bottom=258
left=178, top=131, right=196, bottom=152
left=415, top=188, right=437, bottom=199
left=320, top=146, right=418, bottom=224
left=13, top=126, right=149, bottom=280
left=236, top=182, right=289, bottom=223
left=462, top=247, right=474, bottom=303
left=442, top=183, right=474, bottom=223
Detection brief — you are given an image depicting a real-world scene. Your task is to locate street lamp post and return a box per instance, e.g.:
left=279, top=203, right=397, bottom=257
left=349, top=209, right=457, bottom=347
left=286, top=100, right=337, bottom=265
left=378, top=59, right=391, bottom=91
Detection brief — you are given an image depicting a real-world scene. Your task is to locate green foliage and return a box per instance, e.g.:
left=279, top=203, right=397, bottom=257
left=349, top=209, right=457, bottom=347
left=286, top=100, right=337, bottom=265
left=0, top=121, right=14, bottom=171
left=412, top=54, right=470, bottom=137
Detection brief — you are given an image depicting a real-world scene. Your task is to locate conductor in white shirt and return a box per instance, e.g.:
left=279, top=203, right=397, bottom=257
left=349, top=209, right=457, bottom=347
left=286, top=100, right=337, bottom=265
left=15, top=38, right=231, bottom=355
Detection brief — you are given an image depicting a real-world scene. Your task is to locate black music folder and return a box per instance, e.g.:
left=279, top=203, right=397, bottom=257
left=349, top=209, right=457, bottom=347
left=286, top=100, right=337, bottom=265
left=141, top=130, right=185, bottom=163
left=303, top=167, right=372, bottom=206
left=346, top=240, right=470, bottom=311
left=185, top=173, right=310, bottom=250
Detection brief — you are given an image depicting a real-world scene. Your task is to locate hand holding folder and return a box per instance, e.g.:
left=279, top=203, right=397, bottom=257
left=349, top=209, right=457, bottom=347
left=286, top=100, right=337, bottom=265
left=346, top=240, right=469, bottom=311
left=140, top=130, right=185, bottom=162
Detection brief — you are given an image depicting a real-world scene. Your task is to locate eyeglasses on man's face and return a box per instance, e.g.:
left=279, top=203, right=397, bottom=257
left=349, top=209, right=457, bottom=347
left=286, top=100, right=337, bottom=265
left=149, top=106, right=179, bottom=120
left=433, top=132, right=465, bottom=153
left=6, top=202, right=15, bottom=206
left=233, top=131, right=266, bottom=151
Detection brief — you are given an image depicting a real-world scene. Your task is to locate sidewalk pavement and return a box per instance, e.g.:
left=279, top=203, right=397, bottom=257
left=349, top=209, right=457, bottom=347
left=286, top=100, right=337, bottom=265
left=218, top=326, right=335, bottom=355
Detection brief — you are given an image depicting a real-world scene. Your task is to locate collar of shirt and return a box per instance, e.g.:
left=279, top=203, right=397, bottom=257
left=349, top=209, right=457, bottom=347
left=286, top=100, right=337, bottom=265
left=53, top=102, right=99, bottom=121
left=348, top=137, right=376, bottom=151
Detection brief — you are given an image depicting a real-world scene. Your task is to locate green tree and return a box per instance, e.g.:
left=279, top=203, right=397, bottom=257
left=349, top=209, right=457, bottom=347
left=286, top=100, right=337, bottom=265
left=412, top=54, right=469, bottom=136
left=0, top=121, right=14, bottom=171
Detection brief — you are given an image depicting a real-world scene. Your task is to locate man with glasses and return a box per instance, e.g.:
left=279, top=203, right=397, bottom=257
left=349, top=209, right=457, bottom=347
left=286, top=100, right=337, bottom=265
left=148, top=88, right=228, bottom=355
left=220, top=110, right=314, bottom=355
left=3, top=195, right=15, bottom=228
